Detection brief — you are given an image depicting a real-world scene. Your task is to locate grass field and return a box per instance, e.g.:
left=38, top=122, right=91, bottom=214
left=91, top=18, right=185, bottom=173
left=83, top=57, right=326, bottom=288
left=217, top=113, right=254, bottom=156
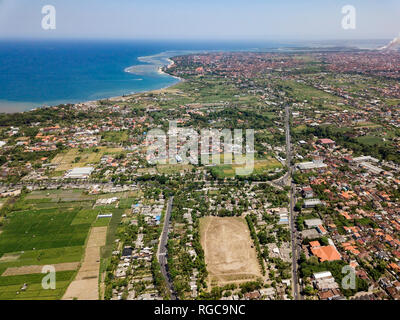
left=211, top=158, right=282, bottom=178
left=156, top=164, right=193, bottom=174
left=102, top=131, right=129, bottom=143
left=200, top=217, right=262, bottom=287
left=277, top=79, right=344, bottom=104
left=356, top=135, right=385, bottom=146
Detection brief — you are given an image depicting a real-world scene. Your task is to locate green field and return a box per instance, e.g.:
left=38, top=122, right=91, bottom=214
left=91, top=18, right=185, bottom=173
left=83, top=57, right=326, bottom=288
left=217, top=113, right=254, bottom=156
left=0, top=208, right=93, bottom=254
left=211, top=158, right=282, bottom=178
left=156, top=164, right=193, bottom=174
left=102, top=130, right=129, bottom=143
left=356, top=135, right=384, bottom=146
left=0, top=189, right=131, bottom=300
left=277, top=79, right=343, bottom=104
left=0, top=271, right=75, bottom=300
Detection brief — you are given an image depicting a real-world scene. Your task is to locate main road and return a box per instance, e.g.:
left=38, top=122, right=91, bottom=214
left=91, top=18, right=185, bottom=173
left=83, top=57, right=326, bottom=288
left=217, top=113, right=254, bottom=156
left=285, top=104, right=301, bottom=300
left=157, top=196, right=177, bottom=299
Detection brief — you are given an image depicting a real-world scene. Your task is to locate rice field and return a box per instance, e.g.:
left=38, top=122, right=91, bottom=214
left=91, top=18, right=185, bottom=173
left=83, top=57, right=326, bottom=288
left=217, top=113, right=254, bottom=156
left=0, top=189, right=131, bottom=300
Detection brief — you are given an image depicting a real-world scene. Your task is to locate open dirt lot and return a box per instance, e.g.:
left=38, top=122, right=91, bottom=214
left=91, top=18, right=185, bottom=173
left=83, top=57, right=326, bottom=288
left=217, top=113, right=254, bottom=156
left=2, top=262, right=79, bottom=276
left=62, top=227, right=107, bottom=300
left=200, top=216, right=262, bottom=286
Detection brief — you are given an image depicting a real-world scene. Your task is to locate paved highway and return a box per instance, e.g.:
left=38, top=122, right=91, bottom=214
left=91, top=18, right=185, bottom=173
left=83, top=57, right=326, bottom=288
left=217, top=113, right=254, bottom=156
left=285, top=104, right=301, bottom=300
left=157, top=196, right=177, bottom=300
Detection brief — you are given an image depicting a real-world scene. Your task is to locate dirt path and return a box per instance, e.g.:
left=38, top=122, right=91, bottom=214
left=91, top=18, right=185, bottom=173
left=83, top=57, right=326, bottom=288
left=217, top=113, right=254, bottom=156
left=62, top=227, right=107, bottom=300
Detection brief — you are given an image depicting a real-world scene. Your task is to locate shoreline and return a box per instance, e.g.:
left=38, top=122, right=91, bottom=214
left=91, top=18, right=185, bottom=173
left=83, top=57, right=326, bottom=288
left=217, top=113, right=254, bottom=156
left=0, top=55, right=183, bottom=115
left=97, top=57, right=183, bottom=104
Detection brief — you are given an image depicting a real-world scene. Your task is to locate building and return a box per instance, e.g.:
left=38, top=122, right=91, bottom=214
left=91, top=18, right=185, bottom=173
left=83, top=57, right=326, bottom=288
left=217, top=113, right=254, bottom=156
left=310, top=242, right=341, bottom=262
left=297, top=160, right=327, bottom=171
left=65, top=167, right=94, bottom=179
left=313, top=271, right=339, bottom=291
left=277, top=208, right=289, bottom=225
left=304, top=218, right=323, bottom=228
left=304, top=199, right=324, bottom=208
left=359, top=162, right=383, bottom=174
left=352, top=156, right=379, bottom=163
left=318, top=138, right=336, bottom=147
left=302, top=187, right=314, bottom=198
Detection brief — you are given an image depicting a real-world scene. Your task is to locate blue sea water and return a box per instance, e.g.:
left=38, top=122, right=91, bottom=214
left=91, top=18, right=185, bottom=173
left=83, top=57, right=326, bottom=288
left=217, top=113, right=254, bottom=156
left=0, top=40, right=289, bottom=113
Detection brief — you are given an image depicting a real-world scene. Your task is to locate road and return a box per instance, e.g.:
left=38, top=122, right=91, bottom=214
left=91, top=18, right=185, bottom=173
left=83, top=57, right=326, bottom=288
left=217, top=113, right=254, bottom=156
left=157, top=196, right=177, bottom=300
left=285, top=104, right=301, bottom=300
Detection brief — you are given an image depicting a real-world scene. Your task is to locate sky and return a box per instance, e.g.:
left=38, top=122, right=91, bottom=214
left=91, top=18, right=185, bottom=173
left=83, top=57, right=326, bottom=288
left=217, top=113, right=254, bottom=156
left=0, top=0, right=399, bottom=40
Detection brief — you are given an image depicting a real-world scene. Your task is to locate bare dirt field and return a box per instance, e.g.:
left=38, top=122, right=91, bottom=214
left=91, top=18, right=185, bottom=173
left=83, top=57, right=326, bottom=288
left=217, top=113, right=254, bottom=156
left=2, top=262, right=79, bottom=276
left=200, top=216, right=262, bottom=287
left=62, top=227, right=107, bottom=300
left=0, top=253, right=20, bottom=263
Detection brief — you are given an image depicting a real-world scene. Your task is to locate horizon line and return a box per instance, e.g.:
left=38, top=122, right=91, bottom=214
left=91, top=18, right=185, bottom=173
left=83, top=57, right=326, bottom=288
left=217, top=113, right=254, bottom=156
left=0, top=37, right=393, bottom=42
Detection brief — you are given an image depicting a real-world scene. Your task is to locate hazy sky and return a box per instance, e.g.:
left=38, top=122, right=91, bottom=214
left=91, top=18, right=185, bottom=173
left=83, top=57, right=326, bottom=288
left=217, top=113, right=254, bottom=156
left=0, top=0, right=399, bottom=40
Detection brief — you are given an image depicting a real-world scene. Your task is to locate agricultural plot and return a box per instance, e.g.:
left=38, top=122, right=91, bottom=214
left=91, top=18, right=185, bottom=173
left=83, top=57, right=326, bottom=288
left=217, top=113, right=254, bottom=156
left=0, top=246, right=83, bottom=272
left=0, top=271, right=76, bottom=300
left=211, top=158, right=282, bottom=178
left=200, top=217, right=262, bottom=287
left=0, top=208, right=91, bottom=253
left=101, top=130, right=129, bottom=143
left=0, top=189, right=126, bottom=300
left=156, top=164, right=193, bottom=174
left=278, top=79, right=344, bottom=104
left=24, top=189, right=96, bottom=202
left=62, top=227, right=107, bottom=300
left=51, top=146, right=123, bottom=171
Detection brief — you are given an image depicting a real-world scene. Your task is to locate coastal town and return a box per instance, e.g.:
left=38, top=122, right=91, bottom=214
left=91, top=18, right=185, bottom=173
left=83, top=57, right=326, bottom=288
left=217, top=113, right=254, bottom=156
left=0, top=48, right=399, bottom=301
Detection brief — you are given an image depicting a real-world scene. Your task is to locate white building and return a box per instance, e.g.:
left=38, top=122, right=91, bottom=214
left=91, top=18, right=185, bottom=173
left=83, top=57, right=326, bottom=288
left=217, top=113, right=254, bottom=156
left=65, top=167, right=94, bottom=179
left=297, top=160, right=327, bottom=171
left=304, top=218, right=323, bottom=228
left=304, top=199, right=323, bottom=208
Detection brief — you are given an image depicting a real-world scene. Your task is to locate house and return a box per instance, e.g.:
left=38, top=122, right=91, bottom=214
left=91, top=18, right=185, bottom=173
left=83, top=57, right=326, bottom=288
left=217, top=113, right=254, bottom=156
left=310, top=243, right=341, bottom=262
left=244, top=291, right=261, bottom=300
left=319, top=288, right=343, bottom=300
left=318, top=138, right=336, bottom=147
left=302, top=187, right=314, bottom=198
left=122, top=247, right=133, bottom=257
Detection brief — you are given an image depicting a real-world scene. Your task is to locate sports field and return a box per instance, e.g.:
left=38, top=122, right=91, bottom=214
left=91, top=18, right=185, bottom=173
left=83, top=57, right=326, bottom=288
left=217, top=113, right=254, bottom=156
left=200, top=217, right=262, bottom=287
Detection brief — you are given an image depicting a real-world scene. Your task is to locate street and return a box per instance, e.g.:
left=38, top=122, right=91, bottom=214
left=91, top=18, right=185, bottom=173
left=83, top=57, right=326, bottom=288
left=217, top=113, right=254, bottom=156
left=285, top=104, right=301, bottom=300
left=157, top=196, right=177, bottom=300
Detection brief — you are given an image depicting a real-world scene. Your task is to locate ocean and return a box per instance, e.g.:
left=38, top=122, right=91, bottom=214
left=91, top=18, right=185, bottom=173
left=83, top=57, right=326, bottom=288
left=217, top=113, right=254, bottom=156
left=0, top=39, right=294, bottom=113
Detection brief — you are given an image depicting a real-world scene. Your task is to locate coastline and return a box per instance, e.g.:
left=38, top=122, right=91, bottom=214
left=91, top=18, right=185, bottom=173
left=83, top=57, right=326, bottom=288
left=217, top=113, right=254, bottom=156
left=99, top=57, right=183, bottom=104
left=0, top=53, right=183, bottom=115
